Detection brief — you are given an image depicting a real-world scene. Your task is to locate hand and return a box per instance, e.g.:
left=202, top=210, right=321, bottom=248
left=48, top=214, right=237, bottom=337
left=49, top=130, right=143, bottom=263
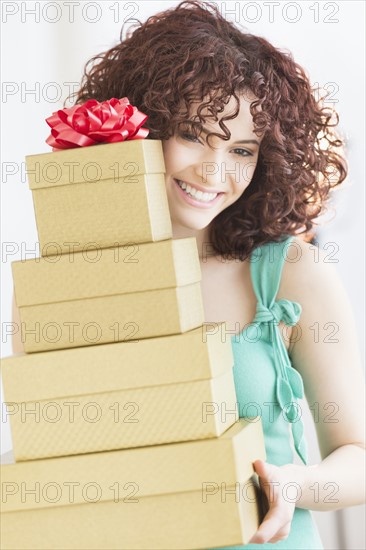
left=248, top=459, right=303, bottom=544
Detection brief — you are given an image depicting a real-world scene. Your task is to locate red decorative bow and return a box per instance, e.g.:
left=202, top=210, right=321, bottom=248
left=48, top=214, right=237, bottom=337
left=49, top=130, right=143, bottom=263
left=46, top=97, right=149, bottom=150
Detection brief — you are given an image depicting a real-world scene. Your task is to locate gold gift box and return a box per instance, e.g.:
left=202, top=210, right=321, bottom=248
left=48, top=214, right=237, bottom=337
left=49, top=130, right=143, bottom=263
left=12, top=237, right=204, bottom=353
left=0, top=418, right=267, bottom=550
left=2, top=323, right=238, bottom=460
left=25, top=139, right=172, bottom=256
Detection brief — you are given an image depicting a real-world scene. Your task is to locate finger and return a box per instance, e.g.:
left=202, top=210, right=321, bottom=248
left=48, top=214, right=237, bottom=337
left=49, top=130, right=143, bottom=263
left=267, top=521, right=292, bottom=543
left=253, top=461, right=278, bottom=505
left=253, top=459, right=276, bottom=480
left=248, top=504, right=292, bottom=544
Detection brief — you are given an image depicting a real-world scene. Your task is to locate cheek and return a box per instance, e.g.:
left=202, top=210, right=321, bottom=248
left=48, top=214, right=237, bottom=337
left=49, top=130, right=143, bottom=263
left=162, top=141, right=183, bottom=175
left=226, top=159, right=258, bottom=202
left=240, top=159, right=258, bottom=189
left=162, top=141, right=195, bottom=176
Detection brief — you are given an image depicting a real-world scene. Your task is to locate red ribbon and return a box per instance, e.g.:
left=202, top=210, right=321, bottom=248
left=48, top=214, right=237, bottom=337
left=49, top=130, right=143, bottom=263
left=46, top=97, right=149, bottom=150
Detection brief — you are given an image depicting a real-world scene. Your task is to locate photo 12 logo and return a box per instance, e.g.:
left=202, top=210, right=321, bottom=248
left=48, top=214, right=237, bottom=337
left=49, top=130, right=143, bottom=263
left=1, top=2, right=140, bottom=24
left=207, top=2, right=340, bottom=24
left=1, top=480, right=140, bottom=505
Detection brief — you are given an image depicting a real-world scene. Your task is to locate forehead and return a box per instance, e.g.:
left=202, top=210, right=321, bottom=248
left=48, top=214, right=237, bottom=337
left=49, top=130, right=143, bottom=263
left=183, top=91, right=256, bottom=124
left=181, top=90, right=259, bottom=139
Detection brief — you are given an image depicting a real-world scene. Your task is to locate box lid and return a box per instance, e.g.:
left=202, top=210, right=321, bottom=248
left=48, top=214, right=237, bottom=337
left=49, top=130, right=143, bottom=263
left=12, top=238, right=200, bottom=307
left=1, top=323, right=233, bottom=401
left=26, top=139, right=165, bottom=190
left=0, top=418, right=266, bottom=512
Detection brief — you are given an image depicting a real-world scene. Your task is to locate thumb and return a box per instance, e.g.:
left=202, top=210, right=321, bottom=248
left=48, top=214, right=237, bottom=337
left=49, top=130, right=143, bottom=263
left=253, top=459, right=272, bottom=479
left=252, top=460, right=279, bottom=502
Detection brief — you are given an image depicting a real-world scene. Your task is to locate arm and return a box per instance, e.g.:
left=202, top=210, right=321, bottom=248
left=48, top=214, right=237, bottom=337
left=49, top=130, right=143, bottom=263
left=249, top=236, right=365, bottom=543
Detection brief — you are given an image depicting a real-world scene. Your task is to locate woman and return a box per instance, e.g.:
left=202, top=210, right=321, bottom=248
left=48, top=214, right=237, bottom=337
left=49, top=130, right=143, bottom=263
left=13, top=0, right=366, bottom=548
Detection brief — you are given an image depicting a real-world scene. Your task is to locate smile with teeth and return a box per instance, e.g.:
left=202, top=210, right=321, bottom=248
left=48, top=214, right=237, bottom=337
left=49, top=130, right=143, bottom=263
left=175, top=179, right=221, bottom=202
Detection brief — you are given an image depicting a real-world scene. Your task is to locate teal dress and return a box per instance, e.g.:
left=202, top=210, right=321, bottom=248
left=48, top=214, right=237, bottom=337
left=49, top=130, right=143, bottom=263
left=214, top=236, right=324, bottom=550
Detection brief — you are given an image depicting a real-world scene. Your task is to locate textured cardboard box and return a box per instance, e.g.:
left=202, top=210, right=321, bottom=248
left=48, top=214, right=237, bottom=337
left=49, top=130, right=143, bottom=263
left=3, top=369, right=238, bottom=461
left=25, top=139, right=172, bottom=255
left=12, top=238, right=204, bottom=352
left=2, top=323, right=238, bottom=460
left=0, top=418, right=267, bottom=549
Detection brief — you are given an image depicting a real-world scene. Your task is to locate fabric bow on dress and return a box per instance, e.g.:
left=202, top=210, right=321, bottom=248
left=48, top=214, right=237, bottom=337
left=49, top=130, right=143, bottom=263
left=252, top=298, right=308, bottom=465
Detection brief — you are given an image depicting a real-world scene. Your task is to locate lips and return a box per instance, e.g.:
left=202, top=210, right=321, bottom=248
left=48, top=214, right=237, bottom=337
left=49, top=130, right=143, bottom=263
left=173, top=178, right=224, bottom=209
left=175, top=179, right=223, bottom=195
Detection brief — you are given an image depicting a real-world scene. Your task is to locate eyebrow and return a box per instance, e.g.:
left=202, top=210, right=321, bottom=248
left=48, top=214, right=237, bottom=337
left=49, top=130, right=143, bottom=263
left=200, top=126, right=260, bottom=146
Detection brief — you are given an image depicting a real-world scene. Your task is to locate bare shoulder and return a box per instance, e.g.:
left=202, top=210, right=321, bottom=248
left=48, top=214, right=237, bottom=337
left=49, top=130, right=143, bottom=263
left=278, top=235, right=360, bottom=363
left=279, top=235, right=347, bottom=306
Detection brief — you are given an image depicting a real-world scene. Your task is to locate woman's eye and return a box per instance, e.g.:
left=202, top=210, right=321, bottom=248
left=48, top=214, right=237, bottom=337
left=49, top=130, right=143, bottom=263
left=179, top=133, right=254, bottom=158
left=180, top=132, right=200, bottom=143
left=232, top=148, right=253, bottom=157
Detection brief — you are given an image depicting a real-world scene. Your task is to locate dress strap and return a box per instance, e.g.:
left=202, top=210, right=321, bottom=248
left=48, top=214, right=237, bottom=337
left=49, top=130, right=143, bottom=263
left=250, top=236, right=308, bottom=465
left=250, top=235, right=293, bottom=306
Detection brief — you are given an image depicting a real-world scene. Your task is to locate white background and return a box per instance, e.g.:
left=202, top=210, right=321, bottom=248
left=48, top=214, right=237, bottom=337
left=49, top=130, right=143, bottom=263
left=1, top=1, right=365, bottom=548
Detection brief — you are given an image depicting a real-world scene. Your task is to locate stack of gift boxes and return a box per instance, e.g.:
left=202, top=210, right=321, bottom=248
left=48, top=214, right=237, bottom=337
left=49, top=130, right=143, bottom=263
left=1, top=139, right=266, bottom=549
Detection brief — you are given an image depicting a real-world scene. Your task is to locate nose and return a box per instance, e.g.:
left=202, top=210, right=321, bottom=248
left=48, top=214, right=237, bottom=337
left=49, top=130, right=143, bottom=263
left=193, top=148, right=239, bottom=190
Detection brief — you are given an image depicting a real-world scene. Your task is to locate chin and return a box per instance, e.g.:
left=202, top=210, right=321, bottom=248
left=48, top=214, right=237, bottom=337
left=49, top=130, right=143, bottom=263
left=170, top=212, right=214, bottom=232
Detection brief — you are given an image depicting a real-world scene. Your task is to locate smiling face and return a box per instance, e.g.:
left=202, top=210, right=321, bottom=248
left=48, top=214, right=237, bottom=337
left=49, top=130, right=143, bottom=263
left=162, top=93, right=261, bottom=234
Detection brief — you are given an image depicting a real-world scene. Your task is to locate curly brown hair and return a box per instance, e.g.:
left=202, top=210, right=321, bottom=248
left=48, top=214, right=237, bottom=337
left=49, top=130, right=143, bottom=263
left=72, top=0, right=347, bottom=260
